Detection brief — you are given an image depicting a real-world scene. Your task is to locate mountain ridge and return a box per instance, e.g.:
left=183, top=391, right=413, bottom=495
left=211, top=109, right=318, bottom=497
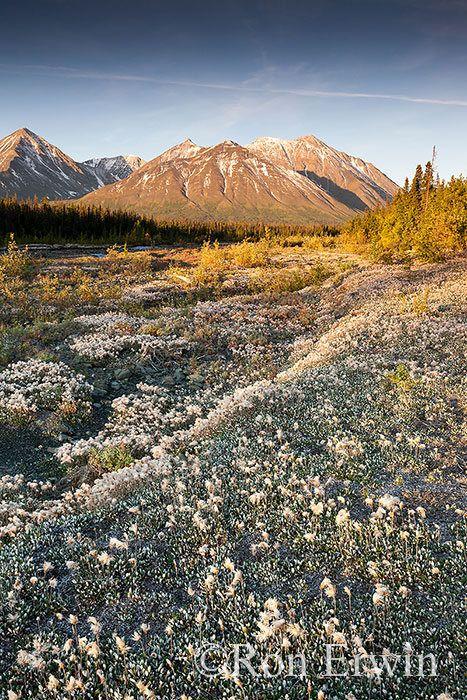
left=0, top=127, right=398, bottom=225
left=246, top=134, right=397, bottom=210
left=79, top=134, right=398, bottom=224
left=0, top=128, right=145, bottom=201
left=78, top=139, right=356, bottom=224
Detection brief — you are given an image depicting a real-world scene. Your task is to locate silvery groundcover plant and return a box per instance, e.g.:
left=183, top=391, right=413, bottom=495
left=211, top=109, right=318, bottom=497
left=0, top=246, right=465, bottom=700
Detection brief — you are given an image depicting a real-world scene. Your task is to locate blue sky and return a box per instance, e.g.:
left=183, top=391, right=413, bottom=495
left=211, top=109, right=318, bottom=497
left=1, top=0, right=467, bottom=184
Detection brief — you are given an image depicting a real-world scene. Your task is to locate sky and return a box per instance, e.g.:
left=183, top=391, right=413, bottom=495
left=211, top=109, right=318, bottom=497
left=1, top=0, right=467, bottom=185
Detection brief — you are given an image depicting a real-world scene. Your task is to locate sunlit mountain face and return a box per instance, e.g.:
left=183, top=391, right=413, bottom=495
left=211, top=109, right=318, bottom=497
left=0, top=128, right=145, bottom=201
left=79, top=134, right=397, bottom=224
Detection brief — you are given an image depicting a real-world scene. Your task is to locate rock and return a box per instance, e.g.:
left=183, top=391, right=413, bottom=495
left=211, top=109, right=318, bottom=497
left=57, top=433, right=70, bottom=441
left=114, top=367, right=131, bottom=380
left=92, top=387, right=108, bottom=397
left=94, top=379, right=107, bottom=389
left=174, top=369, right=186, bottom=382
left=92, top=402, right=102, bottom=408
left=188, top=373, right=204, bottom=385
left=162, top=375, right=175, bottom=386
left=110, top=381, right=120, bottom=390
left=59, top=422, right=76, bottom=436
left=75, top=361, right=91, bottom=370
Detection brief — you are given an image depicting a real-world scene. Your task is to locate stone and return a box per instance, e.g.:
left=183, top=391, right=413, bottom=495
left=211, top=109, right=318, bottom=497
left=94, top=379, right=107, bottom=389
left=59, top=422, right=76, bottom=436
left=188, top=373, right=204, bottom=385
left=76, top=361, right=92, bottom=369
left=114, top=367, right=131, bottom=380
left=174, top=369, right=186, bottom=382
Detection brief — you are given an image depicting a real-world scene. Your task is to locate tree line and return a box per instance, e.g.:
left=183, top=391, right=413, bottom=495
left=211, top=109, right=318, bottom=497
left=342, top=161, right=467, bottom=261
left=0, top=197, right=338, bottom=247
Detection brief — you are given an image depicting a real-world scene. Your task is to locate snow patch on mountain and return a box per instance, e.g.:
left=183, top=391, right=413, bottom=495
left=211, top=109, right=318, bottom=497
left=0, top=128, right=146, bottom=201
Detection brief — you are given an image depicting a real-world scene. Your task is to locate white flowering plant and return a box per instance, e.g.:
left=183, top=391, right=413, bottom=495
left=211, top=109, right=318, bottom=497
left=0, top=250, right=466, bottom=699
left=0, top=359, right=92, bottom=424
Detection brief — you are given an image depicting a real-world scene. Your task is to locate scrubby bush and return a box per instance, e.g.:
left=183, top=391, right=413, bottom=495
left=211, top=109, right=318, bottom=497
left=228, top=239, right=271, bottom=267
left=87, top=445, right=135, bottom=476
left=0, top=233, right=33, bottom=277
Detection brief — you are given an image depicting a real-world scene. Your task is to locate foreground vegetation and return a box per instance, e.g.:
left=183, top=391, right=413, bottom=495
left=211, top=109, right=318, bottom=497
left=0, top=239, right=465, bottom=699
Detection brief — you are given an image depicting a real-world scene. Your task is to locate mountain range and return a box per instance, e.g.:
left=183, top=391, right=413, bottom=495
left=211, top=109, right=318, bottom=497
left=0, top=128, right=145, bottom=201
left=0, top=127, right=398, bottom=224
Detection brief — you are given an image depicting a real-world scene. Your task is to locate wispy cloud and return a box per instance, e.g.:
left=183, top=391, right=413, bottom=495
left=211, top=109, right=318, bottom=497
left=16, top=64, right=467, bottom=107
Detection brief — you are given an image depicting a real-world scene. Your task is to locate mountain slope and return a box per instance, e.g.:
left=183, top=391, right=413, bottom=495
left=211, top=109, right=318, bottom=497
left=156, top=138, right=202, bottom=164
left=78, top=138, right=390, bottom=225
left=81, top=155, right=146, bottom=187
left=246, top=134, right=398, bottom=210
left=0, top=128, right=95, bottom=200
left=0, top=127, right=398, bottom=224
left=0, top=128, right=144, bottom=201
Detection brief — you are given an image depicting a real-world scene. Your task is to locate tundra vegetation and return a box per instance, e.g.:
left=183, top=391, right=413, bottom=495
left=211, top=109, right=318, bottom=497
left=0, top=215, right=465, bottom=699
